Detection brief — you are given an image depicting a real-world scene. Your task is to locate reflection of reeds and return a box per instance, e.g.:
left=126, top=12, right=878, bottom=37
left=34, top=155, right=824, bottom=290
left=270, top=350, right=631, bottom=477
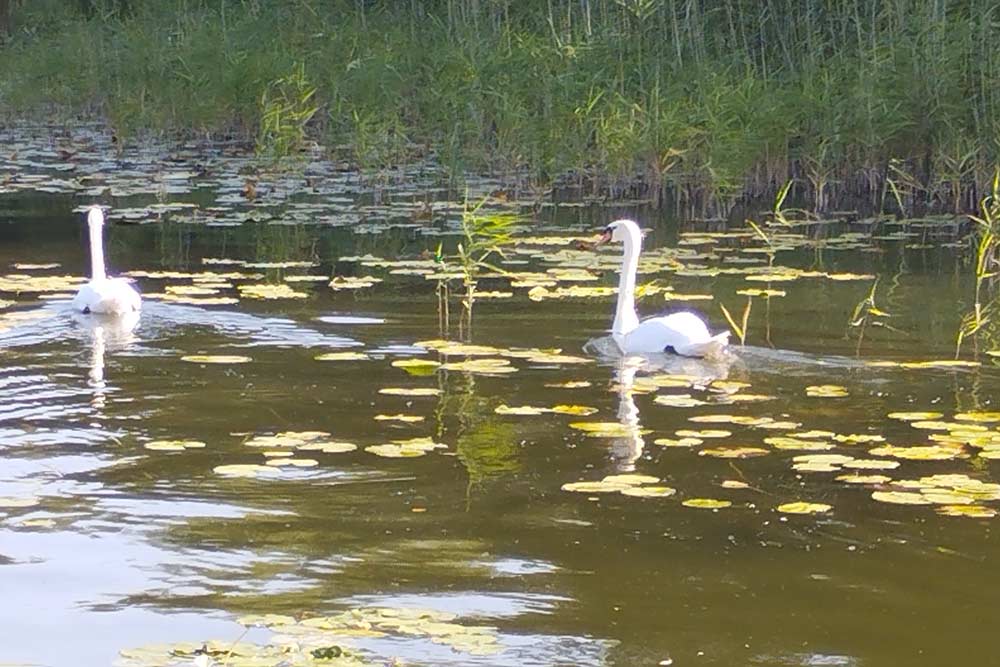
left=3, top=2, right=999, bottom=214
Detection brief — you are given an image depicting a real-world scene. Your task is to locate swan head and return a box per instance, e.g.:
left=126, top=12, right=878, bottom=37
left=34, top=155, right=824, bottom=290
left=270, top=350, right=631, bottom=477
left=595, top=219, right=642, bottom=246
left=87, top=206, right=105, bottom=228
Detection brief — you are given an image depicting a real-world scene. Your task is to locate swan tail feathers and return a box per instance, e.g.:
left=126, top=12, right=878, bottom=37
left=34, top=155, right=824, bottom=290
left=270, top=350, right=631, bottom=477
left=676, top=331, right=730, bottom=358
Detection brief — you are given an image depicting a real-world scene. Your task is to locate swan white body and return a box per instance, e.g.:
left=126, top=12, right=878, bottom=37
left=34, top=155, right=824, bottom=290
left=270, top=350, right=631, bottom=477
left=72, top=207, right=141, bottom=315
left=599, top=219, right=728, bottom=358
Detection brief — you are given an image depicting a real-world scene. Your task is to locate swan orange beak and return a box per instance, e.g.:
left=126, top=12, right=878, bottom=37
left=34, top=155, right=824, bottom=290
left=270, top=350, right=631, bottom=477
left=594, top=229, right=612, bottom=246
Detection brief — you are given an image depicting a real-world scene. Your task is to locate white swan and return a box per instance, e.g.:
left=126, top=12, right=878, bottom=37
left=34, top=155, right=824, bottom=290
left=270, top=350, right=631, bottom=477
left=595, top=219, right=728, bottom=357
left=72, top=207, right=141, bottom=315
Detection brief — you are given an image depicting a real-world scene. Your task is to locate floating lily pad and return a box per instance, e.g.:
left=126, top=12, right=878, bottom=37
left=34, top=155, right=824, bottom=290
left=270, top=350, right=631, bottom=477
left=954, top=411, right=1000, bottom=423
left=777, top=502, right=832, bottom=514
left=378, top=387, right=441, bottom=397
left=391, top=358, right=441, bottom=374
left=374, top=414, right=425, bottom=423
left=653, top=394, right=708, bottom=408
left=182, top=354, right=252, bottom=364
left=568, top=422, right=650, bottom=438
left=654, top=437, right=704, bottom=447
left=264, top=457, right=319, bottom=467
left=144, top=439, right=206, bottom=451
left=602, top=474, right=660, bottom=485
left=549, top=404, right=599, bottom=416
left=836, top=473, right=893, bottom=484
left=675, top=429, right=731, bottom=439
left=494, top=404, right=548, bottom=416
left=871, top=490, right=932, bottom=505
left=682, top=498, right=732, bottom=509
left=887, top=411, right=944, bottom=421
left=238, top=283, right=308, bottom=299
left=699, top=447, right=769, bottom=459
left=316, top=351, right=370, bottom=361
left=869, top=445, right=963, bottom=461
left=805, top=384, right=849, bottom=398
left=621, top=486, right=677, bottom=498
left=213, top=464, right=274, bottom=478
left=561, top=480, right=631, bottom=493
left=841, top=459, right=899, bottom=470
left=937, top=505, right=997, bottom=518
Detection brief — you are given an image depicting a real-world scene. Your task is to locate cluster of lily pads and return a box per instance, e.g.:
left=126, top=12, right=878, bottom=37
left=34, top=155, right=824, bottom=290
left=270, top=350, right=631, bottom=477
left=117, top=606, right=500, bottom=666
left=7, top=124, right=1000, bottom=666
left=556, top=370, right=1000, bottom=518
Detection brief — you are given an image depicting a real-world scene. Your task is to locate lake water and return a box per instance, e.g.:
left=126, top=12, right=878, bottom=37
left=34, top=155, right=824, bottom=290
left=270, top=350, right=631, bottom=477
left=1, top=126, right=999, bottom=667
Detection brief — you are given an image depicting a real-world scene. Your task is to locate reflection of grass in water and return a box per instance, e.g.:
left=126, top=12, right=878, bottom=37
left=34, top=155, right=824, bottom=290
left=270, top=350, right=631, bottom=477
left=432, top=371, right=521, bottom=487
left=456, top=417, right=521, bottom=485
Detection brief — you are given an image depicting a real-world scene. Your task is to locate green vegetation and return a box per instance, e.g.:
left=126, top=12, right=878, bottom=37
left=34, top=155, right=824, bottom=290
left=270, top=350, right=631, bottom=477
left=1, top=1, right=999, bottom=214
left=256, top=62, right=318, bottom=165
left=957, top=170, right=1000, bottom=356
left=453, top=199, right=517, bottom=333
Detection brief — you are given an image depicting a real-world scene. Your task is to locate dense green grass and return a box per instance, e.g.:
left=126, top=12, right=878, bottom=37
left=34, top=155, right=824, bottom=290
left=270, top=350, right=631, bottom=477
left=1, top=0, right=998, bottom=215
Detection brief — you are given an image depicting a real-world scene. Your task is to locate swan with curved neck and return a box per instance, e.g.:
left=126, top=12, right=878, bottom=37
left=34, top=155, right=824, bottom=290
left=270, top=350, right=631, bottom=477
left=595, top=219, right=728, bottom=357
left=72, top=207, right=142, bottom=315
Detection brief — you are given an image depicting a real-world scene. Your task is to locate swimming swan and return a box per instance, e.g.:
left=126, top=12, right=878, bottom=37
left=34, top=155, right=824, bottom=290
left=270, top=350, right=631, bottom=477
left=595, top=219, right=728, bottom=357
left=72, top=207, right=141, bottom=315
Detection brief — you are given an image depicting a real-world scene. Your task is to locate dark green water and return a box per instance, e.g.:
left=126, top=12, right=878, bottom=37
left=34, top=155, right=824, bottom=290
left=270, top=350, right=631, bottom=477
left=1, top=127, right=999, bottom=667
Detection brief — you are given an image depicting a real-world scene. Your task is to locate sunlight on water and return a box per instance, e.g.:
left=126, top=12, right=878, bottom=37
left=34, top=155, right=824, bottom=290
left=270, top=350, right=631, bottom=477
left=2, top=126, right=1000, bottom=667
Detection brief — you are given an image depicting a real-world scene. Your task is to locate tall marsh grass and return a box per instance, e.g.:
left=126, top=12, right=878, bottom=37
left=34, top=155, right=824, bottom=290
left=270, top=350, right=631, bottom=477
left=2, top=0, right=999, bottom=214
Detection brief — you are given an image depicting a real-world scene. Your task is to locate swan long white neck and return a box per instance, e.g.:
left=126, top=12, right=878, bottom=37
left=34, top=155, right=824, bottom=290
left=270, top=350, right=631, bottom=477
left=612, top=222, right=641, bottom=338
left=87, top=208, right=107, bottom=281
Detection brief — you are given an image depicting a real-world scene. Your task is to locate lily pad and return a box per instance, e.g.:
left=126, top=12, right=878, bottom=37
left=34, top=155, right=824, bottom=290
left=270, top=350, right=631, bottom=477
left=682, top=498, right=732, bottom=509
left=182, top=355, right=252, bottom=364
left=316, top=351, right=370, bottom=361
left=621, top=486, right=677, bottom=498
left=777, top=501, right=832, bottom=514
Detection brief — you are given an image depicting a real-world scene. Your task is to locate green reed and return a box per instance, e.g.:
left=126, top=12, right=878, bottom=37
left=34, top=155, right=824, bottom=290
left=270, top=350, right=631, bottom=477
left=957, top=170, right=1000, bottom=357
left=2, top=1, right=1000, bottom=216
left=436, top=196, right=517, bottom=338
left=256, top=62, right=318, bottom=165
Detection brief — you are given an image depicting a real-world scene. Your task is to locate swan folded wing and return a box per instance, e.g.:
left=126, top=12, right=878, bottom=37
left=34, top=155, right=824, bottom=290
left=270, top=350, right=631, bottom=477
left=73, top=278, right=141, bottom=314
left=674, top=331, right=730, bottom=358
left=621, top=312, right=726, bottom=357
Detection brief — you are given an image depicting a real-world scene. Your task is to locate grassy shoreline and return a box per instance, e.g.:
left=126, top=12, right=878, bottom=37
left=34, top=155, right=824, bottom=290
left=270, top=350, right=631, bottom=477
left=1, top=1, right=998, bottom=217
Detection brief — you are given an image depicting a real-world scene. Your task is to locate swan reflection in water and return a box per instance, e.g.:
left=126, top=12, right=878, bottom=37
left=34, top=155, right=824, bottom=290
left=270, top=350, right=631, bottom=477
left=587, top=335, right=735, bottom=471
left=0, top=300, right=361, bottom=421
left=73, top=310, right=140, bottom=412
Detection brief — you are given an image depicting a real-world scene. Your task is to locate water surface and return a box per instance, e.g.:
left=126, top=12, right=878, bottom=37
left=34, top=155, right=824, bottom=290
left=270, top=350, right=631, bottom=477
left=1, top=127, right=998, bottom=667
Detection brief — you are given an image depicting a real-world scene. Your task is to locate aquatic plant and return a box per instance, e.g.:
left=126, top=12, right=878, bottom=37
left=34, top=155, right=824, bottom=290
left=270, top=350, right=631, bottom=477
left=847, top=278, right=896, bottom=355
left=957, top=170, right=1000, bottom=356
left=718, top=297, right=751, bottom=347
left=1, top=1, right=1000, bottom=214
left=256, top=62, right=318, bottom=165
left=452, top=198, right=517, bottom=336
